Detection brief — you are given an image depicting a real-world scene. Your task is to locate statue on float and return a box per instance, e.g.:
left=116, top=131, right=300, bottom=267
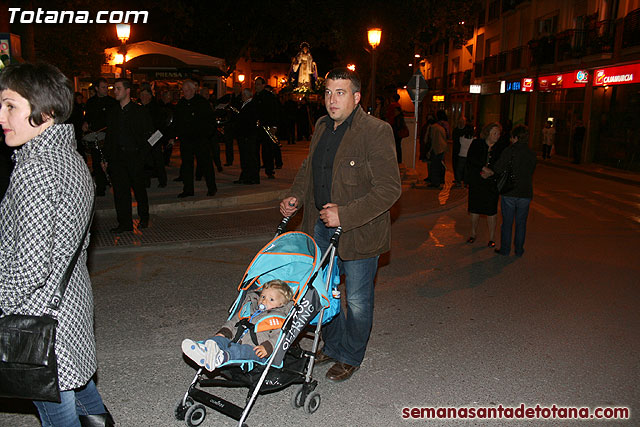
left=290, top=42, right=317, bottom=90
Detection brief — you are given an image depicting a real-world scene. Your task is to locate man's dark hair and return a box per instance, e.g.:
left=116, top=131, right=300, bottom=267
left=436, top=110, right=448, bottom=122
left=511, top=124, right=529, bottom=144
left=254, top=76, right=266, bottom=85
left=95, top=77, right=108, bottom=86
left=325, top=68, right=361, bottom=93
left=115, top=78, right=132, bottom=90
left=0, top=62, right=73, bottom=125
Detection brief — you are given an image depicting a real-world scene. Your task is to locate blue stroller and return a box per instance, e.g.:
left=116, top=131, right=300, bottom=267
left=175, top=218, right=342, bottom=427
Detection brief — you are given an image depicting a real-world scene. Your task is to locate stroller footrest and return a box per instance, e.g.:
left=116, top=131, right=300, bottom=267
left=189, top=388, right=244, bottom=421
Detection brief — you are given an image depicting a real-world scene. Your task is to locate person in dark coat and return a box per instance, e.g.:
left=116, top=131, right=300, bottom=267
left=139, top=85, right=167, bottom=188
left=83, top=78, right=118, bottom=196
left=465, top=122, right=506, bottom=247
left=217, top=82, right=243, bottom=165
left=253, top=77, right=279, bottom=179
left=173, top=79, right=217, bottom=197
left=234, top=88, right=261, bottom=184
left=104, top=78, right=154, bottom=233
left=65, top=92, right=86, bottom=160
left=493, top=124, right=537, bottom=256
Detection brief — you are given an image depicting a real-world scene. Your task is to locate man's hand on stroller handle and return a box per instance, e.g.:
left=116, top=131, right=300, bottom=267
left=320, top=203, right=340, bottom=227
left=280, top=197, right=299, bottom=217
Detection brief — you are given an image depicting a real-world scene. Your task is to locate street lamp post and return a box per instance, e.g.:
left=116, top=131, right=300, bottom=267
left=367, top=28, right=381, bottom=114
left=116, top=24, right=130, bottom=78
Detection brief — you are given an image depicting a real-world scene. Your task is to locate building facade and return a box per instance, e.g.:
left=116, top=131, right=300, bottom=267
left=420, top=0, right=640, bottom=171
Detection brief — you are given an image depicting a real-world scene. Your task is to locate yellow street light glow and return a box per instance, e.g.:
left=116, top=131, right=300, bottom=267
left=347, top=64, right=356, bottom=71
left=116, top=24, right=130, bottom=43
left=368, top=28, right=382, bottom=49
left=238, top=74, right=245, bottom=82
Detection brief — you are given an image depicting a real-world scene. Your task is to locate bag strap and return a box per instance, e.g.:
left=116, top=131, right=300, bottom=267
left=46, top=198, right=95, bottom=311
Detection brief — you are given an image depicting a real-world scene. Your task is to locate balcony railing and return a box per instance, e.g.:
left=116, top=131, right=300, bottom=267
left=622, top=8, right=640, bottom=48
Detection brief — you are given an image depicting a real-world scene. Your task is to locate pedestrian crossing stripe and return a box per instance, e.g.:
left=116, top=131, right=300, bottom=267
left=530, top=201, right=566, bottom=219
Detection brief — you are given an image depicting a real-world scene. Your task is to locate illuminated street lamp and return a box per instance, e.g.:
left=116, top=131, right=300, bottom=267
left=238, top=74, right=245, bottom=83
left=347, top=64, right=356, bottom=72
left=116, top=24, right=130, bottom=78
left=367, top=27, right=382, bottom=113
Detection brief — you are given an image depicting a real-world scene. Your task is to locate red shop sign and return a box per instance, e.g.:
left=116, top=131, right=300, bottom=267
left=593, top=63, right=640, bottom=86
left=538, top=71, right=589, bottom=91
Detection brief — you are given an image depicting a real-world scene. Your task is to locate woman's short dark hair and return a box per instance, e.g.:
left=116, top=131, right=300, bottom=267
left=0, top=62, right=73, bottom=125
left=325, top=68, right=361, bottom=93
left=511, top=124, right=529, bottom=144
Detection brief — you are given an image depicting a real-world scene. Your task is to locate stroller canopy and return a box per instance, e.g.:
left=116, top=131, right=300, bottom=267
left=238, top=231, right=325, bottom=306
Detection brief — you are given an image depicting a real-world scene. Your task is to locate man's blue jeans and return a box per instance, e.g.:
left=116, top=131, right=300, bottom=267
left=314, top=219, right=379, bottom=367
left=33, top=379, right=107, bottom=427
left=499, top=196, right=531, bottom=256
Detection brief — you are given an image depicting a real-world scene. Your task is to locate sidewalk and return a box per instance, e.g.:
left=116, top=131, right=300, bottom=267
left=90, top=140, right=639, bottom=251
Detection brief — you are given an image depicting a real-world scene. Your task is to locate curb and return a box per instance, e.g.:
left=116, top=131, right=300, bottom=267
left=94, top=189, right=289, bottom=220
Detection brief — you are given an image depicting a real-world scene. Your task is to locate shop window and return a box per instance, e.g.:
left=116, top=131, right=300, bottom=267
left=536, top=12, right=558, bottom=37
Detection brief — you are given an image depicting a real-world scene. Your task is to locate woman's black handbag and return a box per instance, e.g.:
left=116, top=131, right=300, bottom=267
left=497, top=155, right=516, bottom=194
left=0, top=204, right=93, bottom=403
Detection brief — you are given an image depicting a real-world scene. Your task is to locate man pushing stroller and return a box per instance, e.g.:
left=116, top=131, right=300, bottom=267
left=182, top=280, right=293, bottom=371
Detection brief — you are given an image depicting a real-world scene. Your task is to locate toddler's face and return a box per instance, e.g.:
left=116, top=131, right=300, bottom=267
left=259, top=288, right=287, bottom=310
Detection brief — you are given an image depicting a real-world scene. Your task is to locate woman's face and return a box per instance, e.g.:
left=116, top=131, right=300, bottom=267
left=487, top=127, right=500, bottom=144
left=0, top=89, right=51, bottom=147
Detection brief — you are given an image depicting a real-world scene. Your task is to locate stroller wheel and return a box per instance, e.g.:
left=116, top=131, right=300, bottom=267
left=303, top=391, right=321, bottom=414
left=291, top=385, right=305, bottom=409
left=175, top=396, right=194, bottom=421
left=185, top=403, right=206, bottom=427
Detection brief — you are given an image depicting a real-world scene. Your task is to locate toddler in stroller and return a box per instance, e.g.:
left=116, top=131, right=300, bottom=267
left=182, top=280, right=294, bottom=371
left=175, top=221, right=342, bottom=427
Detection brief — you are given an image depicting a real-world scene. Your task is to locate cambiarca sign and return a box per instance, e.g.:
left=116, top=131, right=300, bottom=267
left=593, top=63, right=640, bottom=86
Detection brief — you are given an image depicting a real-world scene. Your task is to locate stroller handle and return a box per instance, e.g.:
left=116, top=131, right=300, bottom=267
left=275, top=216, right=291, bottom=236
left=330, top=226, right=342, bottom=247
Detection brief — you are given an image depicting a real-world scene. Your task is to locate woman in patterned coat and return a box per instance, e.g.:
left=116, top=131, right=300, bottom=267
left=0, top=63, right=113, bottom=426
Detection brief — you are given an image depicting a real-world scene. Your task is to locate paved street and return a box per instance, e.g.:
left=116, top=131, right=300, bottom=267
left=1, top=154, right=638, bottom=426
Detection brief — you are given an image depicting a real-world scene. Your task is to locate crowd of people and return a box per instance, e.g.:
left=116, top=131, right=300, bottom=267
left=418, top=112, right=537, bottom=256
left=57, top=76, right=330, bottom=233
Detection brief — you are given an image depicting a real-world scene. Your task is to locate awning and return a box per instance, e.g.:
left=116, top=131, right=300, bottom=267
left=105, top=40, right=226, bottom=76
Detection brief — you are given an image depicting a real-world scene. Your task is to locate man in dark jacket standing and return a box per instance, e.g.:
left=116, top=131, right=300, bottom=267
left=174, top=80, right=217, bottom=197
left=234, top=88, right=260, bottom=184
left=253, top=77, right=279, bottom=179
left=83, top=78, right=117, bottom=196
left=105, top=78, right=154, bottom=233
left=139, top=85, right=167, bottom=188
left=493, top=124, right=537, bottom=257
left=280, top=68, right=401, bottom=382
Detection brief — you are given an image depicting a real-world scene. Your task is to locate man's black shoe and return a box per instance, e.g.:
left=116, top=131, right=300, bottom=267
left=224, top=163, right=232, bottom=166
left=267, top=174, right=275, bottom=179
left=217, top=166, right=223, bottom=172
left=173, top=177, right=183, bottom=182
left=207, top=188, right=217, bottom=197
left=110, top=225, right=133, bottom=233
left=177, top=192, right=194, bottom=198
left=158, top=183, right=167, bottom=188
left=233, top=179, right=245, bottom=184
